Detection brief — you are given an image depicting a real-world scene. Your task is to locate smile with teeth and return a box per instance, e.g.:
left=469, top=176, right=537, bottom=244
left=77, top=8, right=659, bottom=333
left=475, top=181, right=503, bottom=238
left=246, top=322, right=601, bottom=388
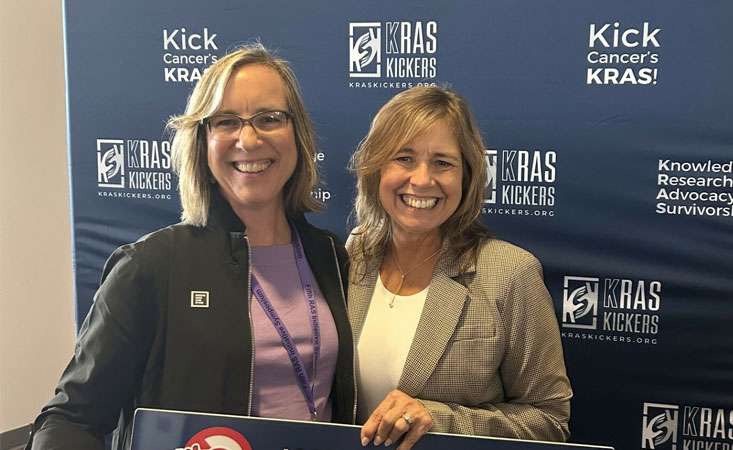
left=233, top=160, right=272, bottom=174
left=401, top=194, right=439, bottom=209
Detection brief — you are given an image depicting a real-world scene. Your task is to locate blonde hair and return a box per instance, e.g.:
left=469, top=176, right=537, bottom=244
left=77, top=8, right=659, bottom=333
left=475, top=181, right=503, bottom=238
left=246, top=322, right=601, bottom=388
left=349, top=86, right=490, bottom=276
left=167, top=43, right=320, bottom=226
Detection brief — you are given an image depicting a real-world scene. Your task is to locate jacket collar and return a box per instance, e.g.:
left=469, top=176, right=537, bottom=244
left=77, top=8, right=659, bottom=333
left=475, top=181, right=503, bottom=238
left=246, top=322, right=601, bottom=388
left=206, top=189, right=313, bottom=266
left=206, top=189, right=247, bottom=233
left=348, top=237, right=478, bottom=396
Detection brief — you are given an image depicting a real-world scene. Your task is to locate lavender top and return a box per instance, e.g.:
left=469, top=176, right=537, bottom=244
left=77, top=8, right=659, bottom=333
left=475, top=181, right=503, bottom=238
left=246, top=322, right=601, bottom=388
left=249, top=244, right=338, bottom=421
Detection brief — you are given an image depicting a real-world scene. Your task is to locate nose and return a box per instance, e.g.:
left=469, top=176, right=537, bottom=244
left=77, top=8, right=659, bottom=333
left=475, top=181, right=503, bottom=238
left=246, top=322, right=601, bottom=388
left=236, top=122, right=259, bottom=151
left=410, top=162, right=433, bottom=187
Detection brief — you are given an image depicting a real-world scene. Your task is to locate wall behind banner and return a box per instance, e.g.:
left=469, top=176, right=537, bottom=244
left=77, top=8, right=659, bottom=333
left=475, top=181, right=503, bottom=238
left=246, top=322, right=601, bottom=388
left=1, top=0, right=75, bottom=434
left=64, top=1, right=733, bottom=449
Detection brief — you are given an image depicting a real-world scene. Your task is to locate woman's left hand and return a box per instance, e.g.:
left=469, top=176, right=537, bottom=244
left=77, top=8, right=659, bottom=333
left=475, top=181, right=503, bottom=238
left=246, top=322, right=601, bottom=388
left=360, top=389, right=433, bottom=449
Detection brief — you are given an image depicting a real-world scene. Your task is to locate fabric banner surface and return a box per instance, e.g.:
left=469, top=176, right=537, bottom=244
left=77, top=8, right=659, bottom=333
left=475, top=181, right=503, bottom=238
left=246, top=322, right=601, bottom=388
left=64, top=1, right=733, bottom=449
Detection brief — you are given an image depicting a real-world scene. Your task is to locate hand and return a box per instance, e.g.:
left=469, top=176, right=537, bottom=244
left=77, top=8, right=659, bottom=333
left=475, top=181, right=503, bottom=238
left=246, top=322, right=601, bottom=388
left=360, top=389, right=433, bottom=449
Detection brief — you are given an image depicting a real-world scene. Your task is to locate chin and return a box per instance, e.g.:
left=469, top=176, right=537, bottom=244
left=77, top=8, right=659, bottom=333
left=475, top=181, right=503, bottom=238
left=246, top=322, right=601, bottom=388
left=394, top=221, right=442, bottom=237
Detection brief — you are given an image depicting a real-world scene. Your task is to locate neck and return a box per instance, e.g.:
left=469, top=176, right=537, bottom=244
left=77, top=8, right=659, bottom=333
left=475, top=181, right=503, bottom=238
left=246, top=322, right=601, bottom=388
left=379, top=227, right=442, bottom=297
left=390, top=228, right=442, bottom=266
left=232, top=199, right=291, bottom=246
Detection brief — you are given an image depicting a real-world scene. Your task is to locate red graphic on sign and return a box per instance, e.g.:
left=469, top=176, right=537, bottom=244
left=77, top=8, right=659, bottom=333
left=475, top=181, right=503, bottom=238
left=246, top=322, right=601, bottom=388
left=182, top=427, right=252, bottom=450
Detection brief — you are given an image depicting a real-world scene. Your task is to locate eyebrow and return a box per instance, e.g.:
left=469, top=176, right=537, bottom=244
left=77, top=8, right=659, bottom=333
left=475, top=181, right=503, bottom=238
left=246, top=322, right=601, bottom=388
left=397, top=147, right=461, bottom=161
left=433, top=152, right=461, bottom=161
left=216, top=106, right=286, bottom=115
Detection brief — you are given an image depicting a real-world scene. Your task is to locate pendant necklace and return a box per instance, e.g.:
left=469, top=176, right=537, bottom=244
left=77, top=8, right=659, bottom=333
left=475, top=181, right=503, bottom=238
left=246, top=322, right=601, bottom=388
left=388, top=246, right=442, bottom=308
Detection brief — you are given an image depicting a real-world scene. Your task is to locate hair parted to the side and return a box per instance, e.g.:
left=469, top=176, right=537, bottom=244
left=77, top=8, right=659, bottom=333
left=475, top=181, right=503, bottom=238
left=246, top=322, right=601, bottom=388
left=349, top=85, right=491, bottom=278
left=167, top=43, right=321, bottom=226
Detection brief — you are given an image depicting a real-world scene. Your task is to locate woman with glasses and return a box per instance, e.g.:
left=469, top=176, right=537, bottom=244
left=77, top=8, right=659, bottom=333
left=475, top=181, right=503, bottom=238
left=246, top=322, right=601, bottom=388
left=348, top=86, right=572, bottom=450
left=27, top=44, right=355, bottom=450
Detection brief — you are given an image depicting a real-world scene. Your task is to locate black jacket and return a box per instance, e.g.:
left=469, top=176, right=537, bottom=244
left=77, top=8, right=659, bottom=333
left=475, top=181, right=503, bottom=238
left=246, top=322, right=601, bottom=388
left=28, top=195, right=355, bottom=450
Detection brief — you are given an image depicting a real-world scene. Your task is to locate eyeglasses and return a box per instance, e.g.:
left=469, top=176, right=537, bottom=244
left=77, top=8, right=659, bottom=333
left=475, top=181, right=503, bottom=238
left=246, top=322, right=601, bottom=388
left=202, top=110, right=291, bottom=138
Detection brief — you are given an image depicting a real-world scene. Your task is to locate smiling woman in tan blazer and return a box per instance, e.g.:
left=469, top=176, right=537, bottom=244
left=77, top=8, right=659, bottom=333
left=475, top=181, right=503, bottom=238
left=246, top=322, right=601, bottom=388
left=347, top=86, right=572, bottom=450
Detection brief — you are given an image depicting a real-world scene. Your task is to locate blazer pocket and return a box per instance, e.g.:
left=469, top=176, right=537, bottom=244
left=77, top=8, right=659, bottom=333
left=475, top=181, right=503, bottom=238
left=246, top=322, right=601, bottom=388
left=449, top=296, right=501, bottom=341
left=450, top=320, right=498, bottom=341
left=443, top=336, right=503, bottom=362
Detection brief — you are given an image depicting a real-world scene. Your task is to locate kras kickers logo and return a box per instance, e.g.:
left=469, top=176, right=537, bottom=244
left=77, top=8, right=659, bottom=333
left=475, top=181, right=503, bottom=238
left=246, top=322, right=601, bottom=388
left=560, top=275, right=663, bottom=345
left=562, top=276, right=599, bottom=330
left=176, top=427, right=252, bottom=450
left=642, top=403, right=679, bottom=450
left=97, top=139, right=125, bottom=188
left=348, top=20, right=438, bottom=89
left=482, top=148, right=557, bottom=217
left=641, top=402, right=733, bottom=450
left=349, top=22, right=382, bottom=77
left=96, top=138, right=174, bottom=201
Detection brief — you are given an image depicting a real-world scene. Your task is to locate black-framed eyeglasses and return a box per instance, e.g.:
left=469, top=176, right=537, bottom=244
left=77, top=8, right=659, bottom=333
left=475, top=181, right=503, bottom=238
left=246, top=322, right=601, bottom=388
left=202, top=110, right=291, bottom=138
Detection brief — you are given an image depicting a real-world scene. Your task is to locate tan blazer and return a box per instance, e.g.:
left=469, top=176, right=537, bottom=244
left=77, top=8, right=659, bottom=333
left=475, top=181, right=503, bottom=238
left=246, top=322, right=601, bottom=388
left=348, top=237, right=572, bottom=441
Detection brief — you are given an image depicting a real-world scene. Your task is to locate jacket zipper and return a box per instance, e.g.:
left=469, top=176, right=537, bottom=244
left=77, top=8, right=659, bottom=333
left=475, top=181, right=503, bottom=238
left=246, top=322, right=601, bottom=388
left=329, top=236, right=357, bottom=424
left=244, top=236, right=255, bottom=416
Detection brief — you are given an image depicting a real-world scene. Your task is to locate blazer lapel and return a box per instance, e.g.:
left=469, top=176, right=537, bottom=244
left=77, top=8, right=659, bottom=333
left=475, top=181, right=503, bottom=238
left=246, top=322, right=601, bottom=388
left=397, top=251, right=471, bottom=397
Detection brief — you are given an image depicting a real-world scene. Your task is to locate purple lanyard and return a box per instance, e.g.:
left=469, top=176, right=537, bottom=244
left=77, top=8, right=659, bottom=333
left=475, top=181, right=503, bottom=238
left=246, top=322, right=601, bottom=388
left=250, top=223, right=321, bottom=420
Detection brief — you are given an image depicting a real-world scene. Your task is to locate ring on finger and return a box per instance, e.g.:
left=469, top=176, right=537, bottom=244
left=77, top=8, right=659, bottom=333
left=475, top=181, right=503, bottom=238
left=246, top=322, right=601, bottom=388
left=401, top=413, right=413, bottom=426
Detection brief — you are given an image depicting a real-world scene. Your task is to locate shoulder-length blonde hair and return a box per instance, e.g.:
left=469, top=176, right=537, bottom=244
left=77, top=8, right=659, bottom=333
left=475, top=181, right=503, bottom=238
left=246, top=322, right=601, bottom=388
left=167, top=43, right=321, bottom=226
left=350, top=85, right=490, bottom=275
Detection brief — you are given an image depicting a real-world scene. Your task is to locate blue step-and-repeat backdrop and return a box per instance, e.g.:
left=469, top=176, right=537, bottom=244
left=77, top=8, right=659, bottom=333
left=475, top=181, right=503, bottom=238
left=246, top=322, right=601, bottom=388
left=64, top=1, right=733, bottom=449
